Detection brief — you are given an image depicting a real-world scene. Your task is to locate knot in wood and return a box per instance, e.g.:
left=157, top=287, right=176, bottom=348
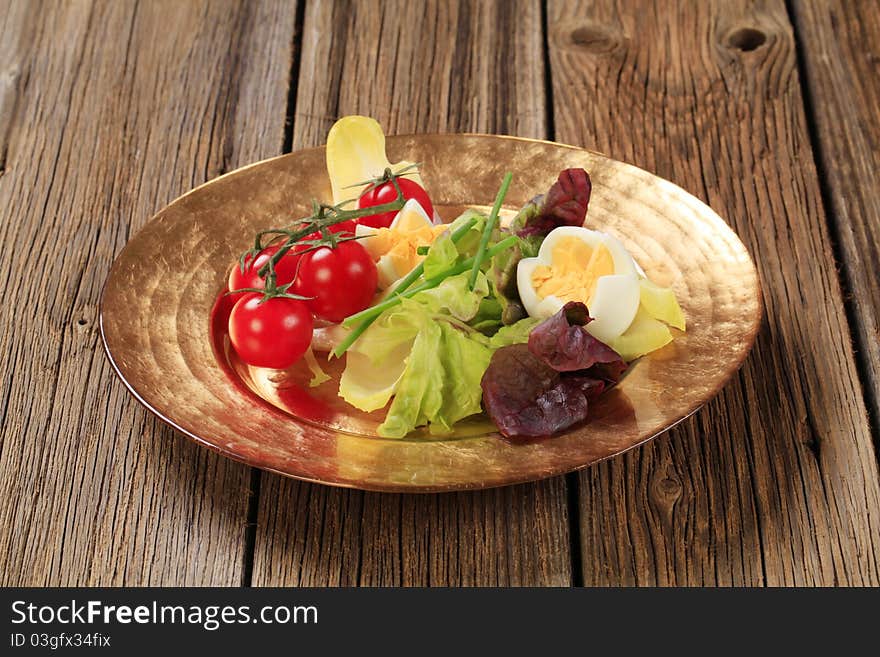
left=569, top=23, right=621, bottom=54
left=725, top=27, right=767, bottom=52
left=657, top=475, right=683, bottom=499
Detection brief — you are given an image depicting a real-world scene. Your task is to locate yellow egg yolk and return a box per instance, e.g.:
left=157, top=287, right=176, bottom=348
left=531, top=237, right=615, bottom=303
left=372, top=223, right=448, bottom=276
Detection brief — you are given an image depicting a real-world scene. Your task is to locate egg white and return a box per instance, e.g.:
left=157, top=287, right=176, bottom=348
left=390, top=198, right=433, bottom=229
left=355, top=198, right=434, bottom=288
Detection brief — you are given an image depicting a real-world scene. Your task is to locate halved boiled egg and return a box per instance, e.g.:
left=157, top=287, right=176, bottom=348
left=516, top=226, right=641, bottom=343
left=356, top=198, right=447, bottom=289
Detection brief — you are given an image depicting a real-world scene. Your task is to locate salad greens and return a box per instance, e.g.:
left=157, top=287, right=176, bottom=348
left=511, top=168, right=592, bottom=239
left=338, top=197, right=542, bottom=438
left=339, top=270, right=536, bottom=438
left=339, top=167, right=644, bottom=439
left=481, top=302, right=626, bottom=438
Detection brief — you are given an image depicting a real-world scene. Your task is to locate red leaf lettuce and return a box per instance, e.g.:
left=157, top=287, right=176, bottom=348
left=480, top=302, right=626, bottom=438
left=511, top=168, right=592, bottom=238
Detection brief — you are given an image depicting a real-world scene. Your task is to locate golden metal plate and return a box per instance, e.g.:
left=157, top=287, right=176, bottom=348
left=100, top=135, right=761, bottom=492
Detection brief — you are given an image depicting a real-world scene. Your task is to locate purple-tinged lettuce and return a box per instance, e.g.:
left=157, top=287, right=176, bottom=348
left=528, top=302, right=627, bottom=380
left=480, top=302, right=626, bottom=438
left=512, top=168, right=592, bottom=238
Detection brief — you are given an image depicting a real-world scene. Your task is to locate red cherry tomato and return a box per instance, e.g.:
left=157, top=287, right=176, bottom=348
left=357, top=178, right=434, bottom=229
left=324, top=219, right=357, bottom=236
left=292, top=241, right=377, bottom=322
left=228, top=293, right=313, bottom=369
left=227, top=245, right=301, bottom=303
left=227, top=220, right=356, bottom=303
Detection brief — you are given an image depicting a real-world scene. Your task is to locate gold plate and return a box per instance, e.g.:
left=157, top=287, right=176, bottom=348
left=100, top=135, right=761, bottom=492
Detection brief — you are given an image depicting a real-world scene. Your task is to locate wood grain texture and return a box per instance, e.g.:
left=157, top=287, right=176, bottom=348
left=4, top=0, right=876, bottom=588
left=547, top=0, right=880, bottom=585
left=0, top=0, right=295, bottom=585
left=250, top=0, right=572, bottom=586
left=549, top=0, right=880, bottom=585
left=790, top=0, right=880, bottom=428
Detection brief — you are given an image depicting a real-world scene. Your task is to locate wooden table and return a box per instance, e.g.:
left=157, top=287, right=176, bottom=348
left=2, top=0, right=878, bottom=586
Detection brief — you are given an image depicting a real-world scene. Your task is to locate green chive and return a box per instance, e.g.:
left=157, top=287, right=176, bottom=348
left=467, top=172, right=512, bottom=290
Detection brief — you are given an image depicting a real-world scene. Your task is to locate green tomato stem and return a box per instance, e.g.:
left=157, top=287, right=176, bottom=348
left=256, top=195, right=407, bottom=278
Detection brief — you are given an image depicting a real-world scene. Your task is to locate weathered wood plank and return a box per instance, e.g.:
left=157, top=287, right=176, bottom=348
left=251, top=0, right=572, bottom=586
left=547, top=0, right=880, bottom=585
left=790, top=0, right=880, bottom=431
left=0, top=0, right=296, bottom=585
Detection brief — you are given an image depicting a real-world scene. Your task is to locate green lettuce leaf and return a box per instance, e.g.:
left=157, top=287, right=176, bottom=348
left=341, top=270, right=538, bottom=438
left=369, top=292, right=497, bottom=438
left=422, top=210, right=485, bottom=278
left=469, top=297, right=504, bottom=334
left=486, top=236, right=534, bottom=325
left=417, top=270, right=489, bottom=321
left=338, top=302, right=422, bottom=412
left=422, top=232, right=459, bottom=279
left=430, top=323, right=494, bottom=434
left=488, top=316, right=541, bottom=348
left=378, top=316, right=446, bottom=438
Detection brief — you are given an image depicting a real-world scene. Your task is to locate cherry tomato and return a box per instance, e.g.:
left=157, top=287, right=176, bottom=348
left=357, top=178, right=434, bottom=229
left=292, top=241, right=377, bottom=322
left=227, top=220, right=356, bottom=303
left=228, top=293, right=313, bottom=369
left=227, top=245, right=301, bottom=303
left=324, top=219, right=357, bottom=237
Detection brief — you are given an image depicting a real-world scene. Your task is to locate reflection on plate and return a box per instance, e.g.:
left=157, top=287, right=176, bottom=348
left=100, top=135, right=761, bottom=492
